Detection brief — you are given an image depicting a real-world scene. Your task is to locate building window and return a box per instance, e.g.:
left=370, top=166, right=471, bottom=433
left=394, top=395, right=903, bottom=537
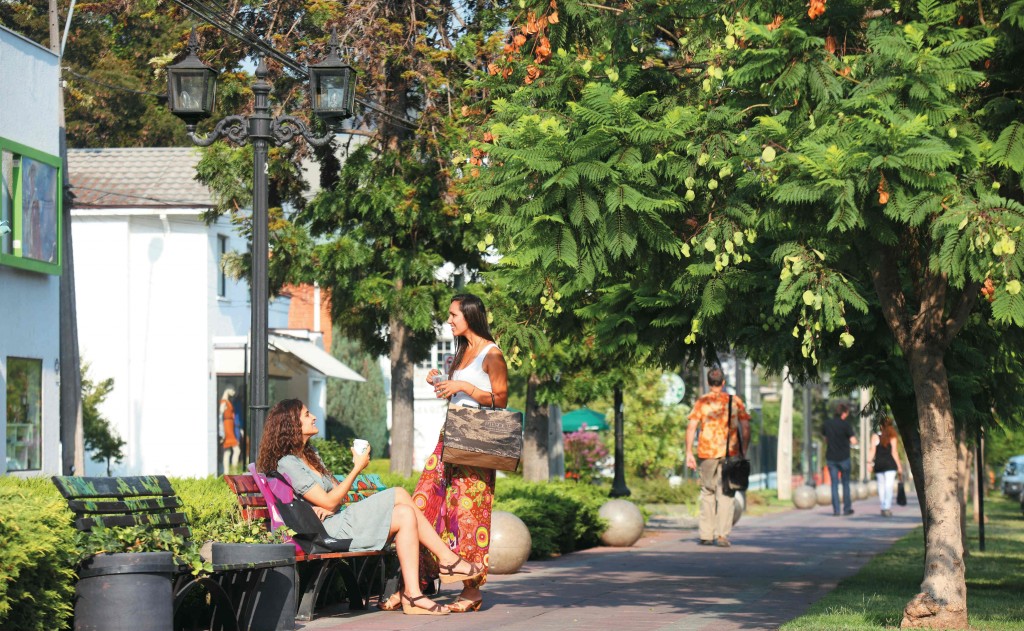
left=6, top=357, right=43, bottom=471
left=418, top=339, right=455, bottom=370
left=217, top=234, right=228, bottom=297
left=0, top=138, right=62, bottom=275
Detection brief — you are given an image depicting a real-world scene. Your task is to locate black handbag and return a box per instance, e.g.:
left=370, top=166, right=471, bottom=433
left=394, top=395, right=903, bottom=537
left=441, top=400, right=523, bottom=471
left=265, top=471, right=353, bottom=555
left=721, top=395, right=751, bottom=496
left=896, top=475, right=908, bottom=506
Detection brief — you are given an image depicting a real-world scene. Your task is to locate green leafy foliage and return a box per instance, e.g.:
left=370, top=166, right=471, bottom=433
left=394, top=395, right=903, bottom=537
left=0, top=477, right=76, bottom=631
left=326, top=334, right=389, bottom=455
left=493, top=478, right=609, bottom=558
left=81, top=361, right=124, bottom=475
left=310, top=437, right=355, bottom=475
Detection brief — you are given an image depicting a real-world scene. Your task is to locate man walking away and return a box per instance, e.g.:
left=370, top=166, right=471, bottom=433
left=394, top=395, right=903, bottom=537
left=822, top=402, right=857, bottom=516
left=685, top=367, right=751, bottom=547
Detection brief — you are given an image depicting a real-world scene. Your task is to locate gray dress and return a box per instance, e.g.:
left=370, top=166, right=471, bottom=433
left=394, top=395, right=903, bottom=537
left=277, top=454, right=396, bottom=552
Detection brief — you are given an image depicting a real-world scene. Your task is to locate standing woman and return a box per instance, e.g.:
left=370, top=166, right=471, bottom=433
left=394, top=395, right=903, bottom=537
left=415, top=293, right=509, bottom=612
left=868, top=417, right=903, bottom=517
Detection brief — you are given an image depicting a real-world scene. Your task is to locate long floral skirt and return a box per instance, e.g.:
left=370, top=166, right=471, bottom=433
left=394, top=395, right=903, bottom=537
left=412, top=431, right=496, bottom=588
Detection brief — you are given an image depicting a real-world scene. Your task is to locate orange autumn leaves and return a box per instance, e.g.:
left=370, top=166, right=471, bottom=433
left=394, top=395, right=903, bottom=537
left=488, top=0, right=558, bottom=84
left=808, top=0, right=827, bottom=20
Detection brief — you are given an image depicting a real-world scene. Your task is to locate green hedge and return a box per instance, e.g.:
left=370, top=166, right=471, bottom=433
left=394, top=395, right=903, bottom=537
left=0, top=471, right=630, bottom=630
left=0, top=477, right=77, bottom=631
left=494, top=478, right=610, bottom=558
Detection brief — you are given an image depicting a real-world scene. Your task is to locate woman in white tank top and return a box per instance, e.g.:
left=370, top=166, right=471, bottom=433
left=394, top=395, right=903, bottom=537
left=406, top=294, right=508, bottom=613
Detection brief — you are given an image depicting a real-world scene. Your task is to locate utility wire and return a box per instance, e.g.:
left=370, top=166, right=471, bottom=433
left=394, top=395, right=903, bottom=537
left=63, top=66, right=166, bottom=99
left=69, top=184, right=212, bottom=207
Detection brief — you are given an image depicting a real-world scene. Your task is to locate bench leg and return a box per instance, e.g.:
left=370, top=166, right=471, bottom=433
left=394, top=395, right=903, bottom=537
left=173, top=574, right=240, bottom=631
left=338, top=560, right=365, bottom=610
left=296, top=560, right=333, bottom=622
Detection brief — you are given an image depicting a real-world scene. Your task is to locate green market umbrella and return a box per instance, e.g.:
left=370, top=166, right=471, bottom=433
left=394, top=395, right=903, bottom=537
left=560, top=407, right=609, bottom=432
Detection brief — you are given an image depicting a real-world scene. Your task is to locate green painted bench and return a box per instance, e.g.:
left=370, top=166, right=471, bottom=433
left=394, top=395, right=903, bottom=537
left=52, top=475, right=294, bottom=631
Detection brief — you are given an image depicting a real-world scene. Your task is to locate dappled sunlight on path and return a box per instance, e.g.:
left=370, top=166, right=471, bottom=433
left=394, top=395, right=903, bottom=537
left=300, top=494, right=920, bottom=630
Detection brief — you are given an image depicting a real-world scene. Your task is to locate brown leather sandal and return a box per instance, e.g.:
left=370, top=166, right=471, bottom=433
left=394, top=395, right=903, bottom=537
left=449, top=596, right=483, bottom=613
left=438, top=557, right=485, bottom=584
left=377, top=593, right=402, bottom=611
left=401, top=593, right=449, bottom=615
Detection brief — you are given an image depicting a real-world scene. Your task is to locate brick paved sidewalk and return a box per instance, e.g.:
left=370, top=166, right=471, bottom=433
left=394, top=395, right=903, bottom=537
left=299, top=493, right=920, bottom=631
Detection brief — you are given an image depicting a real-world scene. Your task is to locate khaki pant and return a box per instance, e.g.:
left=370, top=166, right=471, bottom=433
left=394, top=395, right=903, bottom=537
left=698, top=458, right=734, bottom=541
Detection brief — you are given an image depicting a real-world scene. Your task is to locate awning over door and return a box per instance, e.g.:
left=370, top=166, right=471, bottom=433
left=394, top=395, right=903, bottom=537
left=213, top=334, right=366, bottom=382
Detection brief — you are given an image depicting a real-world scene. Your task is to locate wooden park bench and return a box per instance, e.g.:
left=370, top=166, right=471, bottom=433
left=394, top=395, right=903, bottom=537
left=223, top=467, right=399, bottom=621
left=52, top=475, right=295, bottom=631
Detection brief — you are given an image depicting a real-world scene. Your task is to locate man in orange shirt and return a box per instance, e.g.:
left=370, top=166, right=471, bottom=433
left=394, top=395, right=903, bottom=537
left=685, top=367, right=751, bottom=547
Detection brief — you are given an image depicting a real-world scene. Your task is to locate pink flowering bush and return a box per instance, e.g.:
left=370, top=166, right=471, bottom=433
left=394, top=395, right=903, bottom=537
left=564, top=428, right=608, bottom=482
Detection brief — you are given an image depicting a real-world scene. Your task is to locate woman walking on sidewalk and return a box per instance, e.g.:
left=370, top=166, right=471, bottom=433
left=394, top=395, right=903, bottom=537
left=868, top=417, right=902, bottom=516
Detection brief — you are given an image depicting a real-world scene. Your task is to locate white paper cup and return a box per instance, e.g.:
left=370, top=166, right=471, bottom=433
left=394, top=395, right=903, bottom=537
left=353, top=439, right=369, bottom=454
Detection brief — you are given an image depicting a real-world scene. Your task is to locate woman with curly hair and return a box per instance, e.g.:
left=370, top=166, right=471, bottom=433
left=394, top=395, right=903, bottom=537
left=256, top=399, right=485, bottom=615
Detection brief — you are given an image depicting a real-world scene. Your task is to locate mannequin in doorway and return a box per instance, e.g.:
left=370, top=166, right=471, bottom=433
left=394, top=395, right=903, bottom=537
left=220, top=387, right=240, bottom=473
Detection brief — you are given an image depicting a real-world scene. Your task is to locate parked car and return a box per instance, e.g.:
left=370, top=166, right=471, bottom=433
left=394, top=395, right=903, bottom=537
left=999, top=455, right=1024, bottom=501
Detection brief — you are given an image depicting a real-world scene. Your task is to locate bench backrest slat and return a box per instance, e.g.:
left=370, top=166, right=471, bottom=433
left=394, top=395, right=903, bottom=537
left=52, top=475, right=176, bottom=499
left=222, top=472, right=389, bottom=538
left=52, top=475, right=193, bottom=541
left=67, top=497, right=182, bottom=515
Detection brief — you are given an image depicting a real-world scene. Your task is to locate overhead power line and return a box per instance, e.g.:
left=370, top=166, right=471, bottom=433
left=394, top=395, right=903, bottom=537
left=63, top=66, right=166, bottom=99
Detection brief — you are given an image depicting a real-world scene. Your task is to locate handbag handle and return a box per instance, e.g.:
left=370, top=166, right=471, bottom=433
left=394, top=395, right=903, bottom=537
left=726, top=395, right=746, bottom=457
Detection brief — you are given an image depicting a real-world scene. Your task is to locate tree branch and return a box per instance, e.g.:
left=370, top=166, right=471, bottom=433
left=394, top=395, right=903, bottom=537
left=871, top=249, right=912, bottom=353
left=578, top=2, right=681, bottom=49
left=942, top=281, right=981, bottom=348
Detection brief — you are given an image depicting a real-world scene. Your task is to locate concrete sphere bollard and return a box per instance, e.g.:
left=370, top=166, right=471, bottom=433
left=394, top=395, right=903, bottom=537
left=488, top=511, right=532, bottom=574
left=816, top=484, right=833, bottom=506
left=856, top=482, right=869, bottom=500
left=599, top=499, right=645, bottom=547
left=793, top=485, right=817, bottom=509
left=732, top=490, right=745, bottom=526
left=868, top=480, right=878, bottom=496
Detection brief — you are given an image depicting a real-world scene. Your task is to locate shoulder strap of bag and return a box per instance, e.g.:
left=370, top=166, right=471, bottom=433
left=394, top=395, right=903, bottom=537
left=726, top=395, right=746, bottom=457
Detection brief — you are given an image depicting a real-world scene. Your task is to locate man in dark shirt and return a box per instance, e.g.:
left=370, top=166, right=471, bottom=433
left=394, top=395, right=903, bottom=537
left=822, top=402, right=858, bottom=516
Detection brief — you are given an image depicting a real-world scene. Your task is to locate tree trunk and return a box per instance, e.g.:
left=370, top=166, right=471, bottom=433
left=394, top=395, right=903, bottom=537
left=388, top=315, right=415, bottom=476
left=891, top=395, right=928, bottom=532
left=777, top=367, right=794, bottom=500
left=523, top=373, right=550, bottom=481
left=955, top=429, right=971, bottom=557
left=900, top=347, right=967, bottom=629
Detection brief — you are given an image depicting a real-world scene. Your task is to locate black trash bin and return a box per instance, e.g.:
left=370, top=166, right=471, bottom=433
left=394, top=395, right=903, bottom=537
left=75, top=551, right=175, bottom=631
left=212, top=543, right=296, bottom=631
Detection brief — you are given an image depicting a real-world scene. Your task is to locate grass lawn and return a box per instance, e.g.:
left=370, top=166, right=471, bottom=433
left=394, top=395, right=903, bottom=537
left=781, top=494, right=1024, bottom=630
left=744, top=487, right=794, bottom=517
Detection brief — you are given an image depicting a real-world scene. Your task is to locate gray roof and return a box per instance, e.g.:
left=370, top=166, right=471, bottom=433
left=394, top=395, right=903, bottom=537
left=68, top=147, right=214, bottom=208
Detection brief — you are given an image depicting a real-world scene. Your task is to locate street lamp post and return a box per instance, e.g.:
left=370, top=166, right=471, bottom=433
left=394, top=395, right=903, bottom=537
left=609, top=384, right=631, bottom=497
left=167, top=29, right=356, bottom=465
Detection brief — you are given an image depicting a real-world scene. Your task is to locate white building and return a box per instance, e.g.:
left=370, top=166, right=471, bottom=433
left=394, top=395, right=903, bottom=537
left=0, top=26, right=63, bottom=476
left=68, top=147, right=362, bottom=477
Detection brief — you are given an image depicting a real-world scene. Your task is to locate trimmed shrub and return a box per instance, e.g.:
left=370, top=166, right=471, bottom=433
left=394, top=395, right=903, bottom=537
left=494, top=478, right=609, bottom=558
left=311, top=437, right=354, bottom=475
left=626, top=477, right=700, bottom=505
left=0, top=476, right=77, bottom=631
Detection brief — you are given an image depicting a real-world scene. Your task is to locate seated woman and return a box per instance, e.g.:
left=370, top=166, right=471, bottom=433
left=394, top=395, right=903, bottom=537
left=256, top=399, right=484, bottom=615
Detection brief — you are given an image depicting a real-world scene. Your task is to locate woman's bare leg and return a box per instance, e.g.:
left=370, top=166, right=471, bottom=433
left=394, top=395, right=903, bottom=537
left=392, top=487, right=463, bottom=566
left=388, top=503, right=445, bottom=610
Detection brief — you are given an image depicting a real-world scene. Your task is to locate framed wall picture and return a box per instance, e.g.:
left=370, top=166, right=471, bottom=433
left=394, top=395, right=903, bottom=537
left=0, top=137, right=62, bottom=275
